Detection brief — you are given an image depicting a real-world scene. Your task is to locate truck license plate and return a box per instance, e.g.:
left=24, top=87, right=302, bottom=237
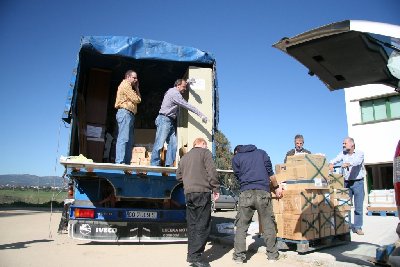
left=126, top=211, right=157, bottom=219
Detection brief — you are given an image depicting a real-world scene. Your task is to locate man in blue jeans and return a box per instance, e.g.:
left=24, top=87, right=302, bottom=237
left=329, top=137, right=366, bottom=235
left=151, top=79, right=207, bottom=167
left=232, top=144, right=283, bottom=264
left=114, top=70, right=141, bottom=165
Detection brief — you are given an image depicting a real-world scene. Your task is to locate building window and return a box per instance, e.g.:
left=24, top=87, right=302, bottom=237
left=360, top=95, right=400, bottom=122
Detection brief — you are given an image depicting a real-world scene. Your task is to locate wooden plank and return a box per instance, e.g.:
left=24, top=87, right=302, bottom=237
left=367, top=206, right=397, bottom=212
left=60, top=159, right=233, bottom=174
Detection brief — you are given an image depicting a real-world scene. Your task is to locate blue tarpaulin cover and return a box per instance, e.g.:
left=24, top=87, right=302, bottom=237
left=62, top=36, right=217, bottom=123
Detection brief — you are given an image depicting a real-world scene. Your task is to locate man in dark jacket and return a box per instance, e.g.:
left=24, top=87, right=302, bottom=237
left=284, top=134, right=311, bottom=163
left=232, top=144, right=283, bottom=264
left=176, top=137, right=220, bottom=267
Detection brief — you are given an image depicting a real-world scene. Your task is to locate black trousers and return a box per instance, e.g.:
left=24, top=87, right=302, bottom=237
left=185, top=192, right=212, bottom=262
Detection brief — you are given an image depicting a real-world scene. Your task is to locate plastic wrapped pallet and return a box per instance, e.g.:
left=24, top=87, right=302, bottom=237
left=368, top=189, right=396, bottom=207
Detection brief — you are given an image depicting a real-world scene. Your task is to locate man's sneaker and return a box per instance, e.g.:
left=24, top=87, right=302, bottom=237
left=188, top=261, right=210, bottom=267
left=268, top=253, right=287, bottom=262
left=355, top=229, right=365, bottom=235
left=233, top=258, right=244, bottom=264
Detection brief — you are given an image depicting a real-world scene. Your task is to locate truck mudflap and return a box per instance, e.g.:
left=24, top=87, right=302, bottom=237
left=68, top=220, right=187, bottom=242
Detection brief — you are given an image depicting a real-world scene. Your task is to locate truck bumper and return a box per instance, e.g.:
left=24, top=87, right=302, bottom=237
left=68, top=219, right=188, bottom=242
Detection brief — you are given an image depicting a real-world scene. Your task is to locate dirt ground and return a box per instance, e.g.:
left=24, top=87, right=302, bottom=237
left=0, top=209, right=398, bottom=267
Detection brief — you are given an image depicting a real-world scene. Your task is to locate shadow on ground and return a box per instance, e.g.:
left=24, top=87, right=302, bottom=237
left=0, top=239, right=53, bottom=250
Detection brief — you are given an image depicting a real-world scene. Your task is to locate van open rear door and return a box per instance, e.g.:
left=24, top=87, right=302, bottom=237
left=273, top=20, right=400, bottom=91
left=273, top=19, right=400, bottom=219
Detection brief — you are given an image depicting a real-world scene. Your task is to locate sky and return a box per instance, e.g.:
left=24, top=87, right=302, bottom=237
left=0, top=0, right=399, bottom=177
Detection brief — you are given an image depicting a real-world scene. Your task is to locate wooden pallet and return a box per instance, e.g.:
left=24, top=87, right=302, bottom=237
left=367, top=207, right=398, bottom=217
left=367, top=210, right=398, bottom=217
left=277, top=233, right=351, bottom=253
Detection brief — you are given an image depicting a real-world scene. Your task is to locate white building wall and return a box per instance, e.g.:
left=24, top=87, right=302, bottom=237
left=344, top=84, right=400, bottom=165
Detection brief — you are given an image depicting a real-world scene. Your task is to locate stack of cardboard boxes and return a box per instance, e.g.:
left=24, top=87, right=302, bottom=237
left=272, top=154, right=351, bottom=241
left=131, top=147, right=151, bottom=166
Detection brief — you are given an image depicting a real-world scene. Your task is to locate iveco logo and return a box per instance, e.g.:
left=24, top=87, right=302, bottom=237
left=96, top=228, right=117, bottom=233
left=79, top=224, right=91, bottom=236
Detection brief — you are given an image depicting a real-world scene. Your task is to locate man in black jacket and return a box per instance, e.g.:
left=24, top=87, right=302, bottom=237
left=176, top=137, right=220, bottom=267
left=232, top=144, right=283, bottom=264
left=284, top=134, right=311, bottom=163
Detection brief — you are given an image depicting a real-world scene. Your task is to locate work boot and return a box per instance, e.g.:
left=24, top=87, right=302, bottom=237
left=188, top=261, right=210, bottom=267
left=268, top=253, right=287, bottom=263
left=232, top=257, right=244, bottom=264
left=355, top=229, right=365, bottom=235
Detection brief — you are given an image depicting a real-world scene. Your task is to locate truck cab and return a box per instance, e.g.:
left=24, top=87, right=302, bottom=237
left=60, top=36, right=219, bottom=242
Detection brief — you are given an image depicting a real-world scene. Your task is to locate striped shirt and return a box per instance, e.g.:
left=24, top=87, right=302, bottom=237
left=114, top=79, right=141, bottom=114
left=159, top=87, right=204, bottom=119
left=329, top=149, right=365, bottom=181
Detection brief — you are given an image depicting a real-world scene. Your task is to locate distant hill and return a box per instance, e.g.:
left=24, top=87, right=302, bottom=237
left=0, top=174, right=64, bottom=187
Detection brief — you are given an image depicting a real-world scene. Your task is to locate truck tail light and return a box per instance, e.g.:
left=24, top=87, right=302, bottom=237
left=75, top=208, right=95, bottom=219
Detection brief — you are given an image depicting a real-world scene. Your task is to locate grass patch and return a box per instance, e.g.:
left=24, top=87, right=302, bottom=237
left=0, top=188, right=66, bottom=207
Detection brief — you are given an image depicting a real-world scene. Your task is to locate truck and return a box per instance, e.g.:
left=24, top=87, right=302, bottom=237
left=59, top=36, right=221, bottom=242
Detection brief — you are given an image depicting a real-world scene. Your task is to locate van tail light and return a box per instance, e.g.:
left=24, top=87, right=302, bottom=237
left=395, top=140, right=400, bottom=159
left=393, top=140, right=400, bottom=216
left=75, top=208, right=95, bottom=219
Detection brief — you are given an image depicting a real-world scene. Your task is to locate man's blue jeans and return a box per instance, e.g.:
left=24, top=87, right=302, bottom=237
left=345, top=179, right=365, bottom=230
left=150, top=115, right=177, bottom=166
left=233, top=190, right=278, bottom=261
left=115, top=109, right=135, bottom=164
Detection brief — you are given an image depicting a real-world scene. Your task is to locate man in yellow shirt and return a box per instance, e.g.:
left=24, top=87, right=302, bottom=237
left=114, top=70, right=141, bottom=164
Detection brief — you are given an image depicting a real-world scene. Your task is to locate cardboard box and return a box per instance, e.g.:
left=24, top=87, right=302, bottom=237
left=272, top=197, right=282, bottom=214
left=285, top=154, right=329, bottom=181
left=328, top=173, right=344, bottom=189
left=140, top=158, right=150, bottom=166
left=275, top=172, right=291, bottom=183
left=133, top=147, right=146, bottom=153
left=316, top=189, right=334, bottom=213
left=280, top=214, right=319, bottom=240
left=275, top=164, right=286, bottom=174
left=131, top=146, right=147, bottom=162
left=331, top=188, right=352, bottom=211
left=282, top=179, right=329, bottom=191
left=275, top=214, right=284, bottom=238
left=319, top=212, right=335, bottom=238
left=334, top=210, right=351, bottom=235
left=130, top=159, right=140, bottom=166
left=280, top=189, right=319, bottom=214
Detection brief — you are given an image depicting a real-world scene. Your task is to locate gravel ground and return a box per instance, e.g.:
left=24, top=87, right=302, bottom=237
left=0, top=208, right=398, bottom=267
